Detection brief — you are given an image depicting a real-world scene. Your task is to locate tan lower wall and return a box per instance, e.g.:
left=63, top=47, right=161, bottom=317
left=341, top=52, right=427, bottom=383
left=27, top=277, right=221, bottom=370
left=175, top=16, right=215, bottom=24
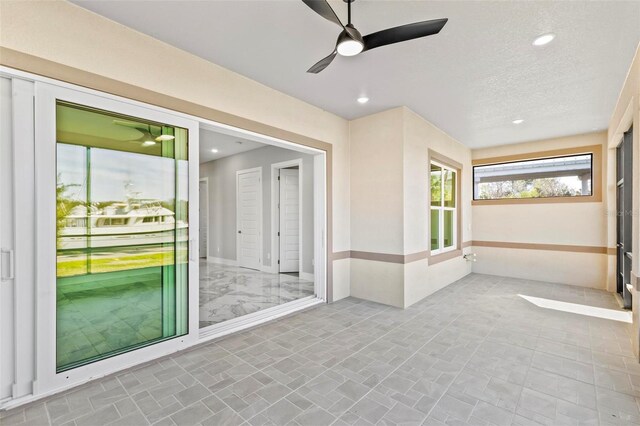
left=471, top=246, right=608, bottom=289
left=349, top=252, right=473, bottom=309
left=405, top=256, right=472, bottom=307
left=350, top=259, right=404, bottom=308
left=332, top=258, right=351, bottom=301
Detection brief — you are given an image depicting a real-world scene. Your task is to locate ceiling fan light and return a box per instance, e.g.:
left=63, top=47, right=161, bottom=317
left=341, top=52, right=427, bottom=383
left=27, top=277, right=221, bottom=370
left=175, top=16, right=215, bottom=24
left=337, top=39, right=364, bottom=56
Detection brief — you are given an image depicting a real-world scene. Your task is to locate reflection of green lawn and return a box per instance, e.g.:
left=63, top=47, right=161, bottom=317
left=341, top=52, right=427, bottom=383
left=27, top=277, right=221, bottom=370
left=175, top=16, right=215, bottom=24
left=57, top=252, right=171, bottom=277
left=57, top=249, right=188, bottom=277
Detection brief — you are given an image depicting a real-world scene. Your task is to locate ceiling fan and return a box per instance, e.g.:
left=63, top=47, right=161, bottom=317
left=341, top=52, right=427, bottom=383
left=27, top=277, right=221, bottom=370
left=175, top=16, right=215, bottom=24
left=303, top=0, right=447, bottom=73
left=113, top=120, right=175, bottom=146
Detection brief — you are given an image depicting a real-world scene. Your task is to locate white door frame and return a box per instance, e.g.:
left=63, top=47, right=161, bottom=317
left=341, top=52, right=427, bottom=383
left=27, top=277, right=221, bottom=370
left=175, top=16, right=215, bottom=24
left=33, top=82, right=200, bottom=397
left=236, top=167, right=263, bottom=270
left=271, top=159, right=303, bottom=275
left=199, top=177, right=209, bottom=259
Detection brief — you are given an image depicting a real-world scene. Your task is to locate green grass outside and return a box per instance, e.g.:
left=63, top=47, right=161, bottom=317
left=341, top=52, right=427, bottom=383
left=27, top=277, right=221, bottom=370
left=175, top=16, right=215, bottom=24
left=56, top=250, right=187, bottom=277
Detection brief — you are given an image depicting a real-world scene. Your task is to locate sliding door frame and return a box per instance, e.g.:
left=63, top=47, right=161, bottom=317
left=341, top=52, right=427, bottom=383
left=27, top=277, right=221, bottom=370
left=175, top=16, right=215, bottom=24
left=33, top=82, right=200, bottom=395
left=197, top=121, right=327, bottom=342
left=0, top=65, right=327, bottom=407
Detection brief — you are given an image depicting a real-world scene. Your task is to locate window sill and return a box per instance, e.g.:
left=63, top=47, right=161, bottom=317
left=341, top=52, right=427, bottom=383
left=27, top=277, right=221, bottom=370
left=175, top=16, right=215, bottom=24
left=472, top=194, right=601, bottom=205
left=428, top=249, right=462, bottom=265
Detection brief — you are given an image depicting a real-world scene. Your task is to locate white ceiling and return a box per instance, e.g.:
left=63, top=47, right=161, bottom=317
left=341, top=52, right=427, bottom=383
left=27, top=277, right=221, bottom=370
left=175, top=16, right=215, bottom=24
left=73, top=0, right=640, bottom=148
left=199, top=129, right=264, bottom=163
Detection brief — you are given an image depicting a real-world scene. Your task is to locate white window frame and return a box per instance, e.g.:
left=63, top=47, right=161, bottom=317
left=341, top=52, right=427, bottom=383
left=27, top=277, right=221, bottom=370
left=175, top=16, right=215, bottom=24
left=430, top=161, right=457, bottom=255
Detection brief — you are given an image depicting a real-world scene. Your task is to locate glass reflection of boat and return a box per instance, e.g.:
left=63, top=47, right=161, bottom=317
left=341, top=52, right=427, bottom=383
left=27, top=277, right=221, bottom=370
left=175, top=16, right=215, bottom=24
left=59, top=200, right=187, bottom=250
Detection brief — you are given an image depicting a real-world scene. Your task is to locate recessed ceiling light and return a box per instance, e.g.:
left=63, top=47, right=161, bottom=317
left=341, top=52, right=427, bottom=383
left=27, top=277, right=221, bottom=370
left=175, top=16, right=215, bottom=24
left=142, top=141, right=156, bottom=146
left=512, top=119, right=524, bottom=125
left=357, top=96, right=369, bottom=104
left=533, top=33, right=555, bottom=46
left=211, top=148, right=219, bottom=153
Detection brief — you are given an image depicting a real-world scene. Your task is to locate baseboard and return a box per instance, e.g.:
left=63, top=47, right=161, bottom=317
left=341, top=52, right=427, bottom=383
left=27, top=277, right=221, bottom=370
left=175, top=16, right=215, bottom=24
left=206, top=256, right=237, bottom=266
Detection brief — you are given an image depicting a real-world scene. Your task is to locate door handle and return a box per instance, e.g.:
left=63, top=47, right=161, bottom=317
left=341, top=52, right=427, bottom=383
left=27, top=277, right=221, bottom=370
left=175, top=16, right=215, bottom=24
left=1, top=248, right=14, bottom=281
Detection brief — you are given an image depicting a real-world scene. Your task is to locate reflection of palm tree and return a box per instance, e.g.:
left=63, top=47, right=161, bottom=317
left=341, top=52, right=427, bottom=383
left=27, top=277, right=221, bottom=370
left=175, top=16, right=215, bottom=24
left=56, top=174, right=80, bottom=249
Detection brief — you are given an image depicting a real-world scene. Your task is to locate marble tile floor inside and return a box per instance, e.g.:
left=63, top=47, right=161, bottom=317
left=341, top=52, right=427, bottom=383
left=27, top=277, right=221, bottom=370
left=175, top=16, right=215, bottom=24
left=199, top=261, right=315, bottom=328
left=3, top=273, right=640, bottom=426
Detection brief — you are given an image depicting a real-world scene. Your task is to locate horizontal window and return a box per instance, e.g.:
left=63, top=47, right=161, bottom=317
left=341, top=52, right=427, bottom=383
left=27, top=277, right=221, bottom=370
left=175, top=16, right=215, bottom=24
left=473, top=153, right=593, bottom=200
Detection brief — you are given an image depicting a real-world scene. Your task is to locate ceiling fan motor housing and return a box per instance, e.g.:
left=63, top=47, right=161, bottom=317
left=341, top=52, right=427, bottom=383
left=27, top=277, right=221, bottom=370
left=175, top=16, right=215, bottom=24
left=338, top=24, right=364, bottom=45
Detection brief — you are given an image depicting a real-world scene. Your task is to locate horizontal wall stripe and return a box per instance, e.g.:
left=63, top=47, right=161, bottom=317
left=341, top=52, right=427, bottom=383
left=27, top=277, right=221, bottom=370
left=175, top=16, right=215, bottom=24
left=350, top=251, right=406, bottom=264
left=471, top=240, right=612, bottom=255
left=332, top=243, right=472, bottom=264
left=404, top=251, right=430, bottom=263
left=332, top=251, right=351, bottom=261
left=332, top=240, right=613, bottom=263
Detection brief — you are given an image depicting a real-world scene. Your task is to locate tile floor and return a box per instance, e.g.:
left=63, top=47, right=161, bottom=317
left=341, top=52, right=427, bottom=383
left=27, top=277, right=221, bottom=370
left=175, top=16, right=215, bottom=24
left=3, top=273, right=640, bottom=425
left=57, top=267, right=165, bottom=370
left=199, top=261, right=315, bottom=327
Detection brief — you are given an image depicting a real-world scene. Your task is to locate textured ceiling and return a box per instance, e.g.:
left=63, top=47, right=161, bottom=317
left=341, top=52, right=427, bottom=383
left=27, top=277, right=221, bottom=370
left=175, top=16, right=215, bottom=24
left=72, top=0, right=640, bottom=148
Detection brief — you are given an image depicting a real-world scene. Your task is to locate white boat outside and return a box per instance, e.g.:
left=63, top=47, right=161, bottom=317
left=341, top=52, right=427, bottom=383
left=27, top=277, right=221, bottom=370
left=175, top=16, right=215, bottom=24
left=59, top=200, right=188, bottom=250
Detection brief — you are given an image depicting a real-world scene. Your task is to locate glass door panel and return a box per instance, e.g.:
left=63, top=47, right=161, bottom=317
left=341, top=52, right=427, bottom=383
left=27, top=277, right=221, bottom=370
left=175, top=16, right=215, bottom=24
left=55, top=101, right=189, bottom=372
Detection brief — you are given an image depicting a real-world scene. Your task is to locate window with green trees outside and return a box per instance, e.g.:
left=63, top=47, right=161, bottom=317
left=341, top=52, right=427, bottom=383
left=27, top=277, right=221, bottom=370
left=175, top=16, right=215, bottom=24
left=473, top=154, right=593, bottom=200
left=430, top=162, right=457, bottom=253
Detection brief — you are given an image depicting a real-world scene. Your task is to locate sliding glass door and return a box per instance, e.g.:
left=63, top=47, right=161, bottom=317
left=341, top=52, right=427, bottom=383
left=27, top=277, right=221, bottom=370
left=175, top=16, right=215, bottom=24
left=55, top=101, right=190, bottom=371
left=36, top=83, right=198, bottom=391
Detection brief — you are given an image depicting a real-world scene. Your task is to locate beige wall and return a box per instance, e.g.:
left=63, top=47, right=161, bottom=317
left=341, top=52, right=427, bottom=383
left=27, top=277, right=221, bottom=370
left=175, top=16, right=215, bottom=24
left=0, top=0, right=352, bottom=299
left=403, top=109, right=473, bottom=306
left=350, top=108, right=405, bottom=255
left=471, top=132, right=609, bottom=289
left=349, top=108, right=405, bottom=305
left=349, top=107, right=472, bottom=308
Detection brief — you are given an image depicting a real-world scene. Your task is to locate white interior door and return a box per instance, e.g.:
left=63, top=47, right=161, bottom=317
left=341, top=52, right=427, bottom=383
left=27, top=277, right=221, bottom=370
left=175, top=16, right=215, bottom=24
left=199, top=180, right=208, bottom=258
left=237, top=168, right=261, bottom=270
left=279, top=168, right=300, bottom=273
left=0, top=77, right=15, bottom=401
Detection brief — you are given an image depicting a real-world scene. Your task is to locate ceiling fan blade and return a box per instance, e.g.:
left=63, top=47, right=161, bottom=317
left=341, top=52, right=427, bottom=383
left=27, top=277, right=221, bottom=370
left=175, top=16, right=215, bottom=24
left=307, top=50, right=337, bottom=73
left=363, top=18, right=448, bottom=52
left=302, top=0, right=344, bottom=28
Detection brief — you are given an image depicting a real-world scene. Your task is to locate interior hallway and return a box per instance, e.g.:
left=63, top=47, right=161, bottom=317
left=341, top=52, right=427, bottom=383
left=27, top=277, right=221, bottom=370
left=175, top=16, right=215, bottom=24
left=199, top=261, right=315, bottom=328
left=3, top=273, right=638, bottom=426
